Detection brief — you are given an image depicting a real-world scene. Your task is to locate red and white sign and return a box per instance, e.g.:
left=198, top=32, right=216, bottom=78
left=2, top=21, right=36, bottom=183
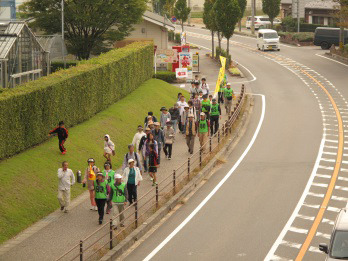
left=176, top=68, right=188, bottom=78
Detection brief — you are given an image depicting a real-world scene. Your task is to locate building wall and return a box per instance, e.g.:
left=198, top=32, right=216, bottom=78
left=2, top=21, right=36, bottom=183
left=127, top=19, right=168, bottom=49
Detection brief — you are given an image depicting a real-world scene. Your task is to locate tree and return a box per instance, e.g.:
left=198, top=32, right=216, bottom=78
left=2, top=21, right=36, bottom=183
left=203, top=0, right=216, bottom=58
left=164, top=0, right=176, bottom=16
left=262, top=0, right=281, bottom=28
left=153, top=0, right=167, bottom=15
left=174, top=0, right=191, bottom=32
left=21, top=0, right=146, bottom=60
left=237, top=0, right=247, bottom=31
left=214, top=0, right=241, bottom=65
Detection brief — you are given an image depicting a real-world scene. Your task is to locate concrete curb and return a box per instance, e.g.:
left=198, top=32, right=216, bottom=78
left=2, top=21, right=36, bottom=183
left=101, top=95, right=253, bottom=261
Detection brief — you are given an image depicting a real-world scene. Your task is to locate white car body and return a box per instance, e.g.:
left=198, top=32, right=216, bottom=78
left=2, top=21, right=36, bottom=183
left=246, top=16, right=271, bottom=29
left=257, top=29, right=280, bottom=51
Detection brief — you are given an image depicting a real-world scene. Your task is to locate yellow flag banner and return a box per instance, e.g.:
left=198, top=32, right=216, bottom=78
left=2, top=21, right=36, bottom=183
left=214, top=56, right=227, bottom=95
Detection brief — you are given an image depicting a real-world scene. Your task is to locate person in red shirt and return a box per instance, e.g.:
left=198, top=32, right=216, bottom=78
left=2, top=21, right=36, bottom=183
left=49, top=121, right=68, bottom=155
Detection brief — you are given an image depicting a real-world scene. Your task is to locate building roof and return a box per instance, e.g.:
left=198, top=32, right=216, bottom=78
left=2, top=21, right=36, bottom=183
left=143, top=11, right=175, bottom=30
left=36, top=34, right=68, bottom=59
left=305, top=0, right=339, bottom=9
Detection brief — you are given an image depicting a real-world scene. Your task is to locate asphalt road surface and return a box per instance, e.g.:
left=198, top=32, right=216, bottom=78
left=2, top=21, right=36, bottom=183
left=123, top=26, right=348, bottom=261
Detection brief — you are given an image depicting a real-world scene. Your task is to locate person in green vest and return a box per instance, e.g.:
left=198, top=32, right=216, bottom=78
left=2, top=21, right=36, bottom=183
left=224, top=83, right=235, bottom=114
left=218, top=82, right=226, bottom=104
left=210, top=98, right=221, bottom=135
left=198, top=112, right=210, bottom=154
left=109, top=174, right=128, bottom=228
left=201, top=94, right=211, bottom=120
left=94, top=172, right=109, bottom=225
left=102, top=161, right=114, bottom=214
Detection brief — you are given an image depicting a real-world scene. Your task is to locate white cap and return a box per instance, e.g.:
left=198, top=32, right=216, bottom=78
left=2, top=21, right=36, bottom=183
left=128, top=159, right=135, bottom=164
left=227, top=83, right=231, bottom=86
left=114, top=174, right=122, bottom=179
left=200, top=112, right=205, bottom=116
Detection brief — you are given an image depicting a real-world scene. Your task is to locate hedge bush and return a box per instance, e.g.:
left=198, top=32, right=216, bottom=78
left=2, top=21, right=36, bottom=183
left=0, top=41, right=154, bottom=159
left=51, top=61, right=78, bottom=73
left=153, top=71, right=176, bottom=83
left=168, top=30, right=175, bottom=42
left=174, top=33, right=181, bottom=44
left=278, top=32, right=314, bottom=42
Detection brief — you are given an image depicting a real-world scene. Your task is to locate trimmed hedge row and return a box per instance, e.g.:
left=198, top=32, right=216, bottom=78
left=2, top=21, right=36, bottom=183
left=0, top=41, right=154, bottom=159
left=153, top=71, right=176, bottom=83
left=51, top=61, right=78, bottom=73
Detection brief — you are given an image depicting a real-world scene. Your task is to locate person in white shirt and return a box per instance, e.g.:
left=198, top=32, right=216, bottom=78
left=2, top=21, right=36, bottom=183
left=201, top=78, right=210, bottom=96
left=176, top=95, right=188, bottom=132
left=57, top=161, right=75, bottom=213
left=103, top=134, right=115, bottom=162
left=132, top=125, right=146, bottom=152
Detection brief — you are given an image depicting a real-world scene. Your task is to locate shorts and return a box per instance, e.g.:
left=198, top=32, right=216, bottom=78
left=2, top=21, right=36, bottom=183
left=149, top=166, right=157, bottom=173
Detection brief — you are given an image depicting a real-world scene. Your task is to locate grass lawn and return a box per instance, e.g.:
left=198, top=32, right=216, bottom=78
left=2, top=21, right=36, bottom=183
left=0, top=79, right=189, bottom=244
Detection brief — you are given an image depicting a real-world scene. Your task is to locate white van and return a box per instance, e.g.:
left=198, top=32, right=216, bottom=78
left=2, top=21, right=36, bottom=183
left=257, top=29, right=280, bottom=51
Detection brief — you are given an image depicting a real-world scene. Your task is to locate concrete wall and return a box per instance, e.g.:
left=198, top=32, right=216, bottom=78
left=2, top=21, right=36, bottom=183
left=127, top=19, right=168, bottom=49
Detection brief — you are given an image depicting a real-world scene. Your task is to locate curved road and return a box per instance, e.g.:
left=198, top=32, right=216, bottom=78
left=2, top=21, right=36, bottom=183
left=123, top=26, right=348, bottom=261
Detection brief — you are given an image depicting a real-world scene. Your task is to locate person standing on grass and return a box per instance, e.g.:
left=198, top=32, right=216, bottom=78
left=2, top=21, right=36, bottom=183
left=201, top=78, right=210, bottom=96
left=132, top=125, right=146, bottom=154
left=49, top=121, right=68, bottom=155
left=160, top=107, right=171, bottom=129
left=224, top=83, right=234, bottom=115
left=192, top=93, right=201, bottom=121
left=148, top=144, right=159, bottom=186
left=94, top=172, right=109, bottom=225
left=198, top=112, right=210, bottom=154
left=103, top=134, right=115, bottom=162
left=102, top=162, right=114, bottom=214
left=169, top=104, right=180, bottom=133
left=83, top=158, right=99, bottom=211
left=152, top=122, right=164, bottom=164
left=163, top=120, right=175, bottom=160
left=176, top=95, right=188, bottom=132
left=201, top=94, right=211, bottom=120
left=210, top=98, right=221, bottom=135
left=185, top=114, right=197, bottom=154
left=181, top=105, right=190, bottom=135
left=123, top=159, right=142, bottom=204
left=122, top=144, right=142, bottom=174
left=109, top=174, right=127, bottom=228
left=143, top=133, right=158, bottom=177
left=57, top=161, right=75, bottom=213
left=139, top=127, right=151, bottom=172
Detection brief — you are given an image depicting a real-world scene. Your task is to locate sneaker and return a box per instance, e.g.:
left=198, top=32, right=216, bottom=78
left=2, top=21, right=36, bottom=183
left=120, top=224, right=125, bottom=228
left=94, top=206, right=98, bottom=211
left=64, top=209, right=68, bottom=213
left=168, top=157, right=171, bottom=160
left=60, top=206, right=64, bottom=211
left=99, top=220, right=102, bottom=225
left=150, top=177, right=153, bottom=181
left=62, top=151, right=66, bottom=155
left=90, top=206, right=94, bottom=210
left=106, top=210, right=110, bottom=214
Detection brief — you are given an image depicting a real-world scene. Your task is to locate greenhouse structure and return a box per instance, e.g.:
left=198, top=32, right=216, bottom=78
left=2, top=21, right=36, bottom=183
left=0, top=21, right=49, bottom=88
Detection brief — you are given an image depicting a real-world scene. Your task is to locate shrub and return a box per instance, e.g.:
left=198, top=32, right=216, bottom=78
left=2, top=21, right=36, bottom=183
left=51, top=61, right=78, bottom=73
left=0, top=41, right=154, bottom=159
left=153, top=71, right=176, bottom=83
left=344, top=44, right=348, bottom=54
left=292, top=32, right=314, bottom=42
left=168, top=30, right=175, bottom=41
left=215, top=47, right=231, bottom=68
left=174, top=33, right=181, bottom=44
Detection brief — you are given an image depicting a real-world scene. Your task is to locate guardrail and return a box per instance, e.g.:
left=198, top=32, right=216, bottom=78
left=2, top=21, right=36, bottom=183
left=56, top=84, right=246, bottom=261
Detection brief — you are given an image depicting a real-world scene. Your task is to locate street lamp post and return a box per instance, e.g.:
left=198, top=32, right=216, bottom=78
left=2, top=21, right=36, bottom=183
left=61, top=0, right=66, bottom=69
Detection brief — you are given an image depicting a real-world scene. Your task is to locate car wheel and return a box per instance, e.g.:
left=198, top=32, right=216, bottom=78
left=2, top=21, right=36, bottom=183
left=320, top=42, right=330, bottom=50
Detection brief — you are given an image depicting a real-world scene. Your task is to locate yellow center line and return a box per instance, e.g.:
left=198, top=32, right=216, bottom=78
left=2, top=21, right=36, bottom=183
left=295, top=70, right=344, bottom=260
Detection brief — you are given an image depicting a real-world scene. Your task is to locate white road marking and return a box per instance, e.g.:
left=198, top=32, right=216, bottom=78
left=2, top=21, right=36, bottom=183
left=143, top=95, right=266, bottom=261
left=281, top=240, right=301, bottom=249
left=316, top=174, right=331, bottom=179
left=316, top=231, right=331, bottom=239
left=289, top=227, right=308, bottom=234
left=312, top=182, right=328, bottom=188
left=331, top=195, right=348, bottom=202
left=308, top=192, right=324, bottom=198
left=315, top=53, right=348, bottom=67
left=297, top=214, right=315, bottom=221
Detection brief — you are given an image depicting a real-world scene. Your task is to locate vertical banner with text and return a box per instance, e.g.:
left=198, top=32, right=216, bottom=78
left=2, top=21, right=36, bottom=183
left=214, top=56, right=227, bottom=96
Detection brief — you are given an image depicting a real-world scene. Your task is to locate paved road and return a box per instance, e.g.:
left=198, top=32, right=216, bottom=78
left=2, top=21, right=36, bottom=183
left=123, top=26, right=348, bottom=260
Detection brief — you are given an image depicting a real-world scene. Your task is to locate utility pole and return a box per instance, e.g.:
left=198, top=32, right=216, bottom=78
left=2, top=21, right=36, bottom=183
left=297, top=0, right=300, bottom=32
left=61, top=0, right=66, bottom=68
left=188, top=0, right=191, bottom=25
left=251, top=0, right=255, bottom=34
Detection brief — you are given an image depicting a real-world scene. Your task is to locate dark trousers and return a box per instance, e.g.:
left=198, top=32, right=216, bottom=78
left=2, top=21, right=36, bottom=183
left=218, top=92, right=224, bottom=104
left=204, top=112, right=210, bottom=120
left=95, top=198, right=106, bottom=221
left=178, top=121, right=183, bottom=132
left=59, top=139, right=66, bottom=152
left=163, top=144, right=173, bottom=158
left=157, top=146, right=162, bottom=164
left=210, top=115, right=219, bottom=135
left=127, top=183, right=137, bottom=204
left=106, top=199, right=112, bottom=212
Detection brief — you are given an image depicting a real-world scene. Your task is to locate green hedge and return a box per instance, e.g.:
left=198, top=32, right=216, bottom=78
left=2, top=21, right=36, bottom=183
left=51, top=61, right=78, bottom=73
left=174, top=33, right=181, bottom=44
left=0, top=41, right=154, bottom=159
left=278, top=32, right=314, bottom=42
left=153, top=71, right=176, bottom=83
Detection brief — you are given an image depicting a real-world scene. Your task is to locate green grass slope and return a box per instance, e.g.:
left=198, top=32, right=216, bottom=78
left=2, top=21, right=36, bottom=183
left=0, top=79, right=188, bottom=244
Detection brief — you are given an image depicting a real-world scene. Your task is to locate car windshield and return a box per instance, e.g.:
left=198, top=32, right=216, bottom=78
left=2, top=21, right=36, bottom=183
left=331, top=231, right=348, bottom=259
left=263, top=33, right=278, bottom=39
left=260, top=18, right=270, bottom=21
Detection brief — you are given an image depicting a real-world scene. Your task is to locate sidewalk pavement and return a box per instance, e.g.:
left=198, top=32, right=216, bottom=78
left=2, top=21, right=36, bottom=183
left=0, top=48, right=242, bottom=261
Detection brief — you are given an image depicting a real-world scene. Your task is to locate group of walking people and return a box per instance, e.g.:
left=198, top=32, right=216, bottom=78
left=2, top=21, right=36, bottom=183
left=55, top=75, right=235, bottom=227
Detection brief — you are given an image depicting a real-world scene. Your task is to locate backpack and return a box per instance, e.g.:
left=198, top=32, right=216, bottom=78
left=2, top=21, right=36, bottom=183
left=125, top=152, right=139, bottom=164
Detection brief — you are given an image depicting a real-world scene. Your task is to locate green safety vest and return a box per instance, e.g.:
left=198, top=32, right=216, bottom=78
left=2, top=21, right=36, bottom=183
left=219, top=86, right=225, bottom=93
left=210, top=104, right=220, bottom=116
left=103, top=170, right=115, bottom=185
left=224, top=88, right=234, bottom=98
left=199, top=120, right=209, bottom=133
left=111, top=183, right=126, bottom=203
left=94, top=180, right=108, bottom=199
left=201, top=100, right=211, bottom=112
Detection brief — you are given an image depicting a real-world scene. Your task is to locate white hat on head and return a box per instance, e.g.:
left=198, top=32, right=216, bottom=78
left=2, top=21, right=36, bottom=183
left=128, top=159, right=135, bottom=164
left=114, top=174, right=122, bottom=179
left=227, top=83, right=231, bottom=86
left=200, top=112, right=205, bottom=116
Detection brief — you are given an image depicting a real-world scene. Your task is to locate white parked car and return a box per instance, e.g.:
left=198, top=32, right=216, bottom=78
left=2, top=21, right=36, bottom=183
left=257, top=29, right=280, bottom=51
left=246, top=16, right=271, bottom=29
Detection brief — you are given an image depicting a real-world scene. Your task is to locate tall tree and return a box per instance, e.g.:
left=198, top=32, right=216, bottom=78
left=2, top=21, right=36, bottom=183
left=164, top=0, right=176, bottom=16
left=203, top=0, right=216, bottom=58
left=237, top=0, right=247, bottom=31
left=214, top=0, right=241, bottom=65
left=21, top=0, right=146, bottom=60
left=174, top=0, right=191, bottom=32
left=153, top=0, right=167, bottom=15
left=262, top=0, right=281, bottom=28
